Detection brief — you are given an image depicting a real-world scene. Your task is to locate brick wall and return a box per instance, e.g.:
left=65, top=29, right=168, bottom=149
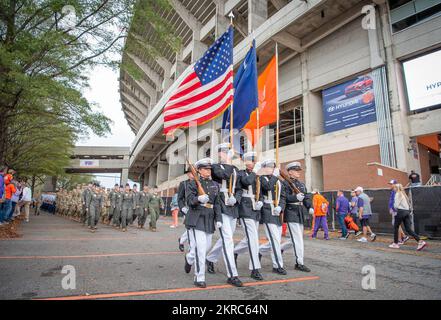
left=322, top=145, right=407, bottom=191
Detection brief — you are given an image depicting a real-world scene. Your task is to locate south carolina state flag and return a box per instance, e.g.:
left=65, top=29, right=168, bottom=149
left=222, top=42, right=258, bottom=132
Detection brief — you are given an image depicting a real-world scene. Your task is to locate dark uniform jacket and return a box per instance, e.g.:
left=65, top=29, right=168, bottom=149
left=178, top=180, right=192, bottom=217
left=211, top=163, right=239, bottom=218
left=236, top=169, right=263, bottom=221
left=260, top=175, right=286, bottom=226
left=283, top=179, right=312, bottom=225
left=111, top=191, right=122, bottom=210
left=185, top=178, right=222, bottom=234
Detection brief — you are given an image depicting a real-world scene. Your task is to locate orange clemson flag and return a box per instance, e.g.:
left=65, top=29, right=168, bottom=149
left=243, top=55, right=277, bottom=146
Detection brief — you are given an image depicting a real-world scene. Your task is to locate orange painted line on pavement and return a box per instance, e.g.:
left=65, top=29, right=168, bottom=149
left=1, top=237, right=139, bottom=242
left=36, top=276, right=320, bottom=300
left=0, top=251, right=182, bottom=260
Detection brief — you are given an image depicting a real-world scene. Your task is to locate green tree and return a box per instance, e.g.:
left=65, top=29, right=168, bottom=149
left=57, top=173, right=95, bottom=190
left=0, top=0, right=181, bottom=171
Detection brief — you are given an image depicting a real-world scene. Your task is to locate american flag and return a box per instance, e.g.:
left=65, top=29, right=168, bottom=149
left=163, top=27, right=234, bottom=136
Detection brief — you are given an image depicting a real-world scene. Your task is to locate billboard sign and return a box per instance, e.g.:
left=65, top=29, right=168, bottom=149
left=322, top=74, right=377, bottom=133
left=403, top=50, right=441, bottom=112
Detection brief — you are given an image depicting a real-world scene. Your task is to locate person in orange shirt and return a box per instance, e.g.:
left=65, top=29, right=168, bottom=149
left=0, top=179, right=16, bottom=224
left=311, top=190, right=330, bottom=240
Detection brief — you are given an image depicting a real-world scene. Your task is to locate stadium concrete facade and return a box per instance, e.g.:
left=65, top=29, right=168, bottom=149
left=120, top=0, right=441, bottom=195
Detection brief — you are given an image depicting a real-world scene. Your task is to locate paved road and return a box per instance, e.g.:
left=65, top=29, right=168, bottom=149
left=0, top=213, right=440, bottom=300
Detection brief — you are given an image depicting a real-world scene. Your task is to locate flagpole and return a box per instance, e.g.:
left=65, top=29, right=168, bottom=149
left=228, top=11, right=235, bottom=152
left=275, top=42, right=280, bottom=167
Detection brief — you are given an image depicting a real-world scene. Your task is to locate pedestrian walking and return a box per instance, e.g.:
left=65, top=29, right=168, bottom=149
left=137, top=185, right=150, bottom=229
left=389, top=184, right=426, bottom=251
left=388, top=179, right=408, bottom=244
left=336, top=190, right=350, bottom=240
left=21, top=181, right=32, bottom=223
left=170, top=193, right=179, bottom=228
left=311, top=190, right=330, bottom=240
left=355, top=186, right=376, bottom=243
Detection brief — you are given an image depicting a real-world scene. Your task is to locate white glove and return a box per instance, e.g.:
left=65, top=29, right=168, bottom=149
left=274, top=206, right=282, bottom=216
left=216, top=221, right=223, bottom=229
left=255, top=201, right=263, bottom=211
left=182, top=207, right=189, bottom=214
left=273, top=168, right=280, bottom=177
left=252, top=162, right=262, bottom=174
left=296, top=193, right=305, bottom=202
left=226, top=196, right=237, bottom=206
left=309, top=208, right=314, bottom=215
left=198, top=195, right=209, bottom=204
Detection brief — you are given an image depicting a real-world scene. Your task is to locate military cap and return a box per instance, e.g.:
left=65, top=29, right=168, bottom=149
left=261, top=159, right=276, bottom=168
left=195, top=158, right=213, bottom=169
left=216, top=143, right=230, bottom=153
left=242, top=152, right=257, bottom=162
left=286, top=161, right=302, bottom=171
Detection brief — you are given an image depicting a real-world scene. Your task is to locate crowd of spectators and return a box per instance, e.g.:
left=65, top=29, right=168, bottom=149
left=0, top=167, right=33, bottom=226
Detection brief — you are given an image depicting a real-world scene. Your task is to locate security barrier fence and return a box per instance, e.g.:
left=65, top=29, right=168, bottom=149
left=162, top=186, right=441, bottom=239
left=322, top=186, right=441, bottom=239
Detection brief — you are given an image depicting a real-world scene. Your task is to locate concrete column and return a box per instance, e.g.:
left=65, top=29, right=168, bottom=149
left=43, top=176, right=57, bottom=192
left=301, top=52, right=324, bottom=191
left=148, top=166, right=157, bottom=187
left=192, top=37, right=208, bottom=62
left=377, top=3, right=419, bottom=174
left=248, top=0, right=268, bottom=33
left=156, top=161, right=169, bottom=186
left=120, top=169, right=129, bottom=186
left=215, top=1, right=230, bottom=38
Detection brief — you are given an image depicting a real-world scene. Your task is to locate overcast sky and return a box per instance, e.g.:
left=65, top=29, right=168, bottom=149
left=77, top=65, right=136, bottom=188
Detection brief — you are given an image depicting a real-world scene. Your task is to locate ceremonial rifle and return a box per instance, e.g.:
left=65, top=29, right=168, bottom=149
left=186, top=159, right=206, bottom=196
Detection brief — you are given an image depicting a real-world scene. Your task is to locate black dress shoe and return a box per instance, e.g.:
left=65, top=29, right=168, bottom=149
left=272, top=267, right=287, bottom=275
left=251, top=269, right=264, bottom=281
left=206, top=260, right=215, bottom=274
left=178, top=239, right=184, bottom=252
left=234, top=253, right=238, bottom=265
left=295, top=264, right=311, bottom=272
left=194, top=281, right=207, bottom=288
left=227, top=277, right=243, bottom=287
left=184, top=256, right=192, bottom=274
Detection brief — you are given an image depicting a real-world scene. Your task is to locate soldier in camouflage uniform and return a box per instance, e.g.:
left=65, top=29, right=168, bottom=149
left=148, top=187, right=164, bottom=232
left=136, top=185, right=151, bottom=229
left=120, top=183, right=135, bottom=232
left=82, top=183, right=93, bottom=226
left=87, top=183, right=103, bottom=232
left=102, top=188, right=110, bottom=223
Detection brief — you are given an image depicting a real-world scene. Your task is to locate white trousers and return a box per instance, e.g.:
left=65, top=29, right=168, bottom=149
left=281, top=222, right=305, bottom=266
left=234, top=218, right=261, bottom=271
left=186, top=228, right=213, bottom=282
left=259, top=223, right=284, bottom=269
left=206, top=214, right=238, bottom=278
left=179, top=230, right=188, bottom=245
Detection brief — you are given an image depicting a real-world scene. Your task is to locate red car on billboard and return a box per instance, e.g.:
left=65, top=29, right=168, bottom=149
left=344, top=75, right=373, bottom=97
